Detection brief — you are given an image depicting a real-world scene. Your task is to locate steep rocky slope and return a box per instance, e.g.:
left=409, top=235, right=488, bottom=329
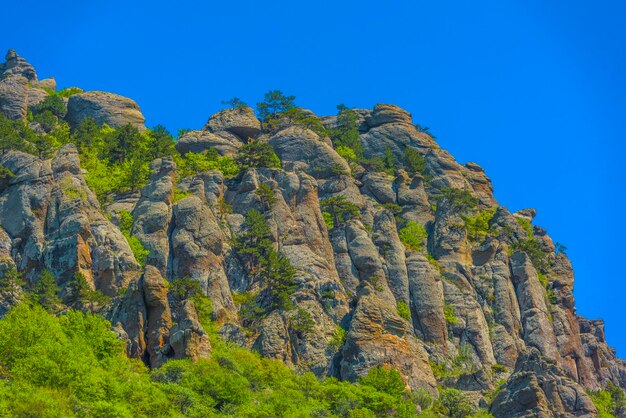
left=1, top=50, right=624, bottom=417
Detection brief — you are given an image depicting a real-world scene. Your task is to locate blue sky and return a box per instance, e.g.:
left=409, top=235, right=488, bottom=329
left=3, top=1, right=625, bottom=354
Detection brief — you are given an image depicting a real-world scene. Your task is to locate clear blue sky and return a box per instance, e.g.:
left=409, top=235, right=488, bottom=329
left=4, top=1, right=625, bottom=354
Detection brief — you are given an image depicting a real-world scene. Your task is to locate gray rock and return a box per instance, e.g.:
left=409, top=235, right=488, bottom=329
left=175, top=129, right=242, bottom=156
left=0, top=75, right=28, bottom=120
left=203, top=106, right=261, bottom=139
left=66, top=91, right=146, bottom=130
left=0, top=49, right=37, bottom=81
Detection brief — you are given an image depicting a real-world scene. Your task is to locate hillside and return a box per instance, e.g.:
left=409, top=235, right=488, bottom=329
left=0, top=49, right=624, bottom=417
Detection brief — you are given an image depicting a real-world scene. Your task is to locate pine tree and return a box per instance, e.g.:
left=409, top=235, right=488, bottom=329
left=30, top=269, right=61, bottom=312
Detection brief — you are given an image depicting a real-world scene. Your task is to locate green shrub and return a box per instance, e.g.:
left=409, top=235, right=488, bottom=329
left=464, top=207, right=496, bottom=242
left=236, top=139, right=281, bottom=169
left=438, top=387, right=474, bottom=418
left=322, top=211, right=334, bottom=230
left=222, top=97, right=248, bottom=108
left=330, top=105, right=364, bottom=159
left=328, top=326, right=347, bottom=351
left=255, top=183, right=277, bottom=210
left=399, top=221, right=427, bottom=251
left=515, top=217, right=534, bottom=238
left=117, top=210, right=150, bottom=266
left=511, top=238, right=547, bottom=271
left=290, top=308, right=315, bottom=334
left=397, top=301, right=411, bottom=320
left=336, top=144, right=357, bottom=162
left=320, top=195, right=360, bottom=226
left=439, top=188, right=478, bottom=212
left=404, top=147, right=425, bottom=174
left=444, top=304, right=460, bottom=324
left=256, top=90, right=296, bottom=122
left=172, top=186, right=192, bottom=203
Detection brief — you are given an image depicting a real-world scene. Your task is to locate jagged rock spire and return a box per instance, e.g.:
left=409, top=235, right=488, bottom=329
left=0, top=49, right=37, bottom=81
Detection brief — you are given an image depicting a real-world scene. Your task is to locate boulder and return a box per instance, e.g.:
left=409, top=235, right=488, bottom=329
left=203, top=106, right=261, bottom=139
left=66, top=91, right=146, bottom=130
left=365, top=103, right=413, bottom=127
left=175, top=129, right=242, bottom=156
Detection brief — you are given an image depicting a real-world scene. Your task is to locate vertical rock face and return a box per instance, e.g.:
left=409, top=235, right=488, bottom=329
left=490, top=348, right=597, bottom=418
left=0, top=51, right=624, bottom=417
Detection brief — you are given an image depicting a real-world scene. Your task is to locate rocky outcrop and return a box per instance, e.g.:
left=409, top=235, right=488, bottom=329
left=66, top=91, right=146, bottom=131
left=490, top=348, right=597, bottom=418
left=0, top=145, right=140, bottom=292
left=175, top=129, right=242, bottom=156
left=0, top=75, right=28, bottom=120
left=203, top=106, right=261, bottom=139
left=0, top=56, right=623, bottom=417
left=0, top=49, right=37, bottom=81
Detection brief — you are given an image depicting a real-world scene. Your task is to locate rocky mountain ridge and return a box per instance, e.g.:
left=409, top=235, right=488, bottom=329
left=0, top=49, right=624, bottom=417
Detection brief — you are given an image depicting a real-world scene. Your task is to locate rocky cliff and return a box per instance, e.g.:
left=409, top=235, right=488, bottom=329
left=1, top=50, right=624, bottom=417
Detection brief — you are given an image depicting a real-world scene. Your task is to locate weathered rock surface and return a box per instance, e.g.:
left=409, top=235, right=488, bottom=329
left=175, top=129, right=242, bottom=156
left=490, top=348, right=597, bottom=418
left=66, top=91, right=146, bottom=131
left=203, top=106, right=261, bottom=139
left=0, top=49, right=37, bottom=81
left=0, top=59, right=624, bottom=417
left=0, top=75, right=29, bottom=120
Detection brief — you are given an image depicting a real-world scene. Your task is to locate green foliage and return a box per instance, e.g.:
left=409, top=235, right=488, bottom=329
left=515, top=217, right=534, bottom=238
left=0, top=300, right=455, bottom=416
left=222, top=97, right=248, bottom=108
left=56, top=87, right=83, bottom=98
left=464, top=207, right=496, bottom=242
left=34, top=95, right=66, bottom=118
left=322, top=211, right=335, bottom=230
left=147, top=125, right=176, bottom=160
left=235, top=209, right=297, bottom=311
left=438, top=387, right=474, bottom=418
left=588, top=383, right=625, bottom=418
left=0, top=113, right=34, bottom=154
left=118, top=210, right=150, bottom=266
left=330, top=105, right=364, bottom=159
left=383, top=146, right=396, bottom=173
left=30, top=269, right=61, bottom=312
left=277, top=107, right=329, bottom=137
left=255, top=183, right=277, bottom=210
left=399, top=221, right=428, bottom=251
left=404, top=147, right=425, bottom=174
left=358, top=366, right=406, bottom=398
left=397, top=301, right=411, bottom=320
left=555, top=241, right=568, bottom=255
left=444, top=304, right=460, bottom=324
left=60, top=177, right=87, bottom=201
left=172, top=186, right=192, bottom=203
left=0, top=265, right=24, bottom=303
left=236, top=139, right=281, bottom=170
left=179, top=148, right=239, bottom=178
left=328, top=325, right=347, bottom=351
left=290, top=308, right=315, bottom=334
left=439, top=188, right=478, bottom=212
left=427, top=254, right=441, bottom=272
left=511, top=238, right=547, bottom=271
left=169, top=276, right=203, bottom=301
left=0, top=164, right=15, bottom=180
left=321, top=195, right=360, bottom=226
left=336, top=144, right=358, bottom=162
left=256, top=90, right=296, bottom=122
left=66, top=272, right=110, bottom=313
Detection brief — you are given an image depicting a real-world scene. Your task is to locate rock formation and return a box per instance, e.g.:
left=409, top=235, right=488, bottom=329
left=1, top=50, right=624, bottom=417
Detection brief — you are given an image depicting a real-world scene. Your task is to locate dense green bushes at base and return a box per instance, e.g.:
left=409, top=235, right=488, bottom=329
left=0, top=302, right=450, bottom=417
